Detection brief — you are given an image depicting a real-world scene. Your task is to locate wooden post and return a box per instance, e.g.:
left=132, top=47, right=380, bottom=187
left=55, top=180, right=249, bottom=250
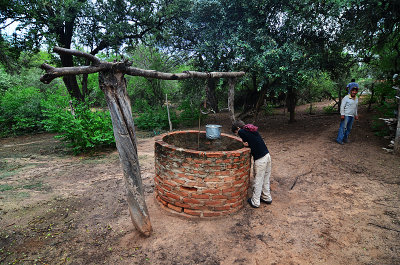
left=99, top=69, right=152, bottom=236
left=228, top=78, right=236, bottom=123
left=393, top=74, right=400, bottom=154
left=166, top=94, right=172, bottom=131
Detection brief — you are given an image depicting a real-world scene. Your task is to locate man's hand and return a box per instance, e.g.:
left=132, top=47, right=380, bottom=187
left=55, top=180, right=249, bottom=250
left=341, top=115, right=345, bottom=120
left=243, top=142, right=249, bottom=147
left=355, top=115, right=359, bottom=120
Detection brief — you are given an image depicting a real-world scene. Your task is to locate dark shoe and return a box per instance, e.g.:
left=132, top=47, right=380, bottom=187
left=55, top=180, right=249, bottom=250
left=247, top=198, right=258, bottom=208
left=336, top=140, right=344, bottom=145
left=260, top=198, right=272, bottom=204
left=343, top=138, right=349, bottom=143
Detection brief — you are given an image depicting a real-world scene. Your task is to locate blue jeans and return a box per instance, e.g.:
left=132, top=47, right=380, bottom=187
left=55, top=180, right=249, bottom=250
left=336, top=116, right=354, bottom=143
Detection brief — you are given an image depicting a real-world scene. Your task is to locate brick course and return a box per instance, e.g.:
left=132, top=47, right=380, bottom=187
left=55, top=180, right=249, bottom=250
left=154, top=131, right=251, bottom=218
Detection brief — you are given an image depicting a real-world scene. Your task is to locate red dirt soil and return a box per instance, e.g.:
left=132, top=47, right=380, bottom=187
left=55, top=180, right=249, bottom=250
left=0, top=101, right=399, bottom=265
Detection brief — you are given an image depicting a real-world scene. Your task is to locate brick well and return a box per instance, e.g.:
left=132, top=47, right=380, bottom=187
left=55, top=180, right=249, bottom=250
left=154, top=130, right=251, bottom=218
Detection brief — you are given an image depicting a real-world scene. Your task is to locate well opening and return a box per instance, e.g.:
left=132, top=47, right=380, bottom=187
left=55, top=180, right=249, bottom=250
left=154, top=130, right=251, bottom=218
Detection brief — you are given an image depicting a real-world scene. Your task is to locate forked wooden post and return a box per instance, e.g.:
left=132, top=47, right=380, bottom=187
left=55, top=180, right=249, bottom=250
left=99, top=69, right=152, bottom=236
left=40, top=47, right=245, bottom=236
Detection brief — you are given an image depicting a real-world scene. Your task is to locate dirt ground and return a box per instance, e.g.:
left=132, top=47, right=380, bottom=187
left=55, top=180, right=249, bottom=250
left=1, top=101, right=399, bottom=265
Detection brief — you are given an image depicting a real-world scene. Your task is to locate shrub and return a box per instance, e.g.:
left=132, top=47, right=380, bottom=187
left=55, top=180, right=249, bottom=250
left=263, top=104, right=274, bottom=116
left=0, top=86, right=44, bottom=136
left=42, top=93, right=115, bottom=154
left=323, top=105, right=336, bottom=114
left=178, top=100, right=207, bottom=127
left=134, top=106, right=179, bottom=132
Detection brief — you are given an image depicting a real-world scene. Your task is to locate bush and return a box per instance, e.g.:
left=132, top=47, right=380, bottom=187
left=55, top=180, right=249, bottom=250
left=134, top=106, right=179, bottom=132
left=0, top=86, right=44, bottom=136
left=42, top=93, right=115, bottom=154
left=263, top=104, right=274, bottom=116
left=178, top=100, right=207, bottom=127
left=323, top=105, right=336, bottom=114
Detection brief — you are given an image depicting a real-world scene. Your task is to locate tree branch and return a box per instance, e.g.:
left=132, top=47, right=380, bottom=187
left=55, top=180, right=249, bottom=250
left=125, top=68, right=245, bottom=80
left=53, top=46, right=101, bottom=65
left=40, top=64, right=110, bottom=84
left=40, top=47, right=246, bottom=83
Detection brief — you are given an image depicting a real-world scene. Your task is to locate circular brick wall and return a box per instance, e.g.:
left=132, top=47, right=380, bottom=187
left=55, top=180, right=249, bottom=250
left=154, top=130, right=251, bottom=218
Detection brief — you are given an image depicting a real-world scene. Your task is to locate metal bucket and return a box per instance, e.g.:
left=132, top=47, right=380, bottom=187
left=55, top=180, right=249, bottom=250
left=206, top=124, right=222, bottom=139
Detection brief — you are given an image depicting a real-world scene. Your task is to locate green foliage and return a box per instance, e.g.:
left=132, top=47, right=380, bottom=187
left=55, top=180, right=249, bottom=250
left=41, top=91, right=115, bottom=154
left=323, top=105, right=336, bottom=114
left=177, top=99, right=207, bottom=127
left=0, top=85, right=44, bottom=136
left=298, top=71, right=336, bottom=104
left=126, top=45, right=180, bottom=107
left=263, top=104, right=274, bottom=116
left=134, top=106, right=178, bottom=132
left=0, top=65, right=12, bottom=92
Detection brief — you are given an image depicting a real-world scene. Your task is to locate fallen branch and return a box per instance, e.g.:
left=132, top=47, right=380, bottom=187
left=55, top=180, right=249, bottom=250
left=367, top=223, right=400, bottom=233
left=290, top=170, right=312, bottom=190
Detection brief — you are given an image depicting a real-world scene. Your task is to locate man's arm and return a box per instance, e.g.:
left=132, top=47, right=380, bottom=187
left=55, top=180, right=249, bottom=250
left=340, top=96, right=347, bottom=119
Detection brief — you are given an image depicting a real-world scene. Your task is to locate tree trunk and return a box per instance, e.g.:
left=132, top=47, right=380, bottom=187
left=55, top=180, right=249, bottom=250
left=99, top=68, right=152, bottom=236
left=287, top=86, right=296, bottom=123
left=337, top=84, right=343, bottom=113
left=395, top=102, right=400, bottom=154
left=394, top=76, right=400, bottom=154
left=228, top=78, right=236, bottom=123
left=253, top=83, right=268, bottom=123
left=60, top=53, right=84, bottom=101
left=368, top=83, right=375, bottom=112
left=206, top=78, right=219, bottom=112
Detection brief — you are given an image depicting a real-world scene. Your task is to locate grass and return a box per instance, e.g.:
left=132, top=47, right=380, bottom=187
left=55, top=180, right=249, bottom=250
left=0, top=184, right=14, bottom=192
left=22, top=181, right=44, bottom=191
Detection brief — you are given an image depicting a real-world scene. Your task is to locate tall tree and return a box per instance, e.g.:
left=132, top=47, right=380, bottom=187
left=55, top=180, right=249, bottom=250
left=0, top=0, right=190, bottom=100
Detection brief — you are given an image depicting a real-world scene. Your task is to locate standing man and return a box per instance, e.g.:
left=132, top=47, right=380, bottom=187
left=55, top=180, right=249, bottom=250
left=346, top=79, right=359, bottom=94
left=336, top=87, right=359, bottom=144
left=232, top=120, right=272, bottom=208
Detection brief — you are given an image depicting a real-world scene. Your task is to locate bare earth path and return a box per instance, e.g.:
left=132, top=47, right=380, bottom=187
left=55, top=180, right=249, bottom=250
left=1, top=102, right=399, bottom=265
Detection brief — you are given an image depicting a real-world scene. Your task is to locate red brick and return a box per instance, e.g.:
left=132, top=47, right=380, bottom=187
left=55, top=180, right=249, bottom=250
left=230, top=191, right=241, bottom=198
left=159, top=193, right=172, bottom=203
left=231, top=200, right=243, bottom=208
left=202, top=189, right=220, bottom=194
left=174, top=201, right=191, bottom=208
left=186, top=181, right=206, bottom=187
left=163, top=179, right=177, bottom=187
left=212, top=194, right=228, bottom=200
left=161, top=184, right=172, bottom=191
left=223, top=176, right=236, bottom=182
left=222, top=187, right=236, bottom=193
left=156, top=195, right=168, bottom=206
left=156, top=185, right=165, bottom=195
left=204, top=177, right=221, bottom=182
left=203, top=211, right=222, bottom=217
left=226, top=199, right=237, bottom=204
left=174, top=178, right=186, bottom=184
left=175, top=189, right=190, bottom=197
left=183, top=198, right=201, bottom=204
left=233, top=179, right=245, bottom=186
left=214, top=205, right=231, bottom=211
left=192, top=194, right=209, bottom=199
left=206, top=153, right=221, bottom=158
left=167, top=203, right=183, bottom=213
left=205, top=200, right=223, bottom=206
left=165, top=192, right=181, bottom=201
left=183, top=209, right=202, bottom=216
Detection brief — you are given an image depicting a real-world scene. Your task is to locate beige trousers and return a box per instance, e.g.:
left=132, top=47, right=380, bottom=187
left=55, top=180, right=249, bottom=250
left=250, top=153, right=272, bottom=207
